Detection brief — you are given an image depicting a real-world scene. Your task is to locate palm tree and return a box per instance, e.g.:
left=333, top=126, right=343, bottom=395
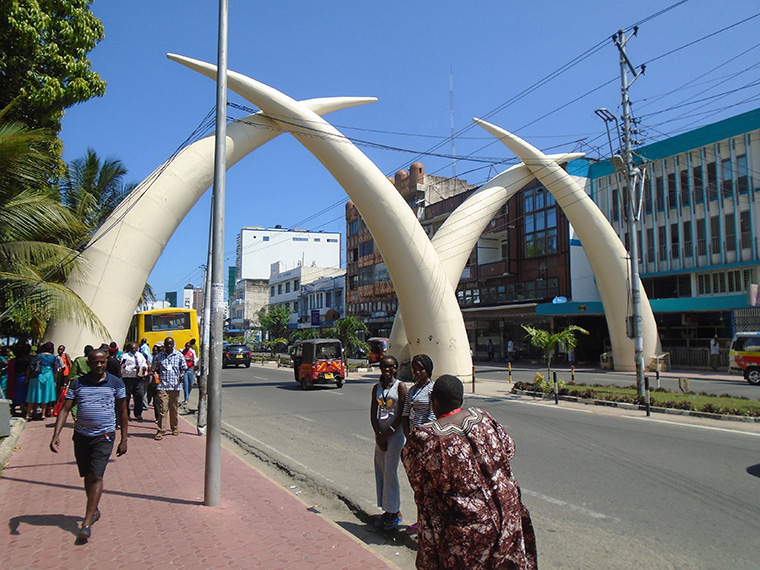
left=521, top=324, right=589, bottom=376
left=59, top=148, right=136, bottom=242
left=325, top=317, right=369, bottom=362
left=0, top=113, right=107, bottom=338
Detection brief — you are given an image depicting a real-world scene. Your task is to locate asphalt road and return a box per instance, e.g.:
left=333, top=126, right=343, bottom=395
left=218, top=364, right=760, bottom=569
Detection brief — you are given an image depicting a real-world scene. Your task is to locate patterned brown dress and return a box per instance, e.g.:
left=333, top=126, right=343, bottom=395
left=402, top=407, right=537, bottom=569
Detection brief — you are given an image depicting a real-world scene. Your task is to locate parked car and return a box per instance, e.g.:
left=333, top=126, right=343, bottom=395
left=223, top=344, right=252, bottom=368
left=292, top=338, right=345, bottom=389
left=728, top=332, right=760, bottom=385
left=367, top=337, right=390, bottom=364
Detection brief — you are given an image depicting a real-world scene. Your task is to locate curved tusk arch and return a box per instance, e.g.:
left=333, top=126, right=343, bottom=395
left=45, top=95, right=376, bottom=351
left=389, top=153, right=584, bottom=362
left=170, top=54, right=473, bottom=380
left=473, top=118, right=660, bottom=370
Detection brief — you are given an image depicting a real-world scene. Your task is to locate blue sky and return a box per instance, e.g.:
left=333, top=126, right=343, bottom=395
left=60, top=0, right=760, bottom=300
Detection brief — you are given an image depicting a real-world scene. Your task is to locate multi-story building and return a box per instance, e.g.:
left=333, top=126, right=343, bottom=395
left=230, top=226, right=341, bottom=331
left=561, top=107, right=760, bottom=365
left=183, top=282, right=203, bottom=312
left=267, top=262, right=344, bottom=330
left=298, top=274, right=346, bottom=330
left=345, top=162, right=477, bottom=336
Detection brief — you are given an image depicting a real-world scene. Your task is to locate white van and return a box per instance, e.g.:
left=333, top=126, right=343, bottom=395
left=727, top=332, right=760, bottom=385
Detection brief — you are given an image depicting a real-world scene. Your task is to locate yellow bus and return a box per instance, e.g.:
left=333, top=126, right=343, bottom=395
left=127, top=307, right=199, bottom=350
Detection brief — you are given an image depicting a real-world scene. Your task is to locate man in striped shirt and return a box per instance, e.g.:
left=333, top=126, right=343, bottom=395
left=50, top=348, right=128, bottom=544
left=152, top=336, right=187, bottom=440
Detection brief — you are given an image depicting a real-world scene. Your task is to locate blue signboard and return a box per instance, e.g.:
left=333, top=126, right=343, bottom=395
left=311, top=309, right=320, bottom=326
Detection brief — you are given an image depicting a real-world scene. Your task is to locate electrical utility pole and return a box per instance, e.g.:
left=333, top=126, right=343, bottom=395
left=613, top=28, right=647, bottom=397
left=205, top=0, right=228, bottom=507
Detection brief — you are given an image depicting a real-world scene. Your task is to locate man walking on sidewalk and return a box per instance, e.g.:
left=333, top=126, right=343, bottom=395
left=120, top=343, right=148, bottom=420
left=152, top=337, right=187, bottom=440
left=49, top=348, right=128, bottom=544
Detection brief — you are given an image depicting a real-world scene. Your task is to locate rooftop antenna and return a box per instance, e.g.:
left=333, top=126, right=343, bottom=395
left=449, top=67, right=457, bottom=180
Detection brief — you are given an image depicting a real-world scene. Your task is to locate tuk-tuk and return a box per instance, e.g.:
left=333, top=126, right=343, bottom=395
left=367, top=337, right=390, bottom=364
left=292, top=338, right=345, bottom=389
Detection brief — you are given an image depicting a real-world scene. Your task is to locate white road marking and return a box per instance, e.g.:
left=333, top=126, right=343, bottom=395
left=624, top=415, right=760, bottom=437
left=522, top=489, right=620, bottom=522
left=292, top=414, right=315, bottom=423
left=351, top=433, right=374, bottom=443
left=253, top=376, right=267, bottom=380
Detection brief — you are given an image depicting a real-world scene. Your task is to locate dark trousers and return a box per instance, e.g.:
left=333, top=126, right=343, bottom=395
left=123, top=377, right=147, bottom=418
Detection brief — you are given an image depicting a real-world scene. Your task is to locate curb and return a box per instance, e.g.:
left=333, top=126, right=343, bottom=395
left=511, top=389, right=760, bottom=423
left=0, top=417, right=26, bottom=474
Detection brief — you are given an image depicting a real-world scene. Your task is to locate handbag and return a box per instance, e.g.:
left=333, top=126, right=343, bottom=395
left=29, top=357, right=42, bottom=377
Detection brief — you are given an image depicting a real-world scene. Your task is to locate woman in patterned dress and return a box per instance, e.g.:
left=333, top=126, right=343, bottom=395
left=402, top=374, right=537, bottom=569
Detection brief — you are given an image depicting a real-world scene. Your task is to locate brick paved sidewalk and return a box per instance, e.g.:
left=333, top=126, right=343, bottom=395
left=0, top=415, right=399, bottom=570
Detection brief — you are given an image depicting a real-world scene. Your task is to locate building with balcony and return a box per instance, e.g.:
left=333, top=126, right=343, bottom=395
left=564, top=107, right=760, bottom=365
left=298, top=274, right=346, bottom=330
left=268, top=262, right=344, bottom=330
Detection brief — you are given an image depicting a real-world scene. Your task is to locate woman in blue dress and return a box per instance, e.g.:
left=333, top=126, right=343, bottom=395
left=26, top=342, right=59, bottom=420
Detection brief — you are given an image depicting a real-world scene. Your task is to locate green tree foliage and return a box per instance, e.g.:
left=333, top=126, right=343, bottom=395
left=257, top=304, right=292, bottom=341
left=522, top=323, right=589, bottom=375
left=290, top=328, right=322, bottom=342
left=0, top=114, right=106, bottom=338
left=60, top=148, right=136, bottom=243
left=0, top=0, right=106, bottom=135
left=325, top=316, right=369, bottom=362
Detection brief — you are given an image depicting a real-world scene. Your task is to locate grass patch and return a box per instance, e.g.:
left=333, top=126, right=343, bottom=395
left=512, top=381, right=760, bottom=417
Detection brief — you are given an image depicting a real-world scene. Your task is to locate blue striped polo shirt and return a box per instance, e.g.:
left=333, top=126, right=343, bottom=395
left=66, top=372, right=126, bottom=436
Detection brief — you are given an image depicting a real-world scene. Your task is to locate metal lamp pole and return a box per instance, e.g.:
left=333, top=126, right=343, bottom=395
left=205, top=0, right=228, bottom=507
left=614, top=28, right=647, bottom=397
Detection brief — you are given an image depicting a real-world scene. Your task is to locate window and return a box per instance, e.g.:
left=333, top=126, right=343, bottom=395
left=644, top=178, right=653, bottom=214
left=680, top=169, right=690, bottom=206
left=314, top=238, right=320, bottom=242
left=285, top=282, right=290, bottom=293
left=292, top=301, right=298, bottom=312
left=683, top=221, right=692, bottom=258
left=646, top=228, right=655, bottom=263
left=374, top=262, right=390, bottom=283
left=611, top=188, right=619, bottom=221
left=277, top=284, right=283, bottom=295
left=293, top=237, right=308, bottom=242
left=667, top=172, right=677, bottom=208
left=692, top=163, right=704, bottom=203
left=670, top=223, right=679, bottom=258
left=696, top=219, right=707, bottom=255
left=725, top=212, right=736, bottom=252
left=741, top=211, right=752, bottom=249
left=349, top=220, right=359, bottom=235
left=359, top=240, right=374, bottom=257
left=706, top=161, right=717, bottom=200
left=710, top=216, right=720, bottom=254
left=658, top=226, right=667, bottom=261
left=737, top=154, right=748, bottom=193
left=359, top=266, right=373, bottom=287
left=270, top=286, right=275, bottom=296
left=655, top=176, right=664, bottom=211
left=327, top=238, right=338, bottom=243
left=294, top=279, right=299, bottom=290
left=263, top=236, right=270, bottom=242
left=523, top=186, right=558, bottom=258
left=721, top=158, right=733, bottom=197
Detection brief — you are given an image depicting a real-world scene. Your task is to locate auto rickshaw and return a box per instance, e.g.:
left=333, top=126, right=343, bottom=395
left=292, top=338, right=345, bottom=389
